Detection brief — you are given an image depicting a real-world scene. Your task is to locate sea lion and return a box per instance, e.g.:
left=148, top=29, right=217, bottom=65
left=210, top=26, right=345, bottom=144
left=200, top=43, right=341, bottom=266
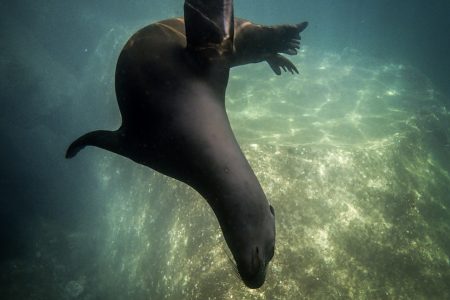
left=66, top=0, right=307, bottom=289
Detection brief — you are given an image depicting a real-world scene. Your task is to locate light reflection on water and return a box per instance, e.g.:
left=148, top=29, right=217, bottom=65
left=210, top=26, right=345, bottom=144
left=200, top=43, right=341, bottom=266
left=87, top=48, right=450, bottom=299
left=12, top=46, right=448, bottom=299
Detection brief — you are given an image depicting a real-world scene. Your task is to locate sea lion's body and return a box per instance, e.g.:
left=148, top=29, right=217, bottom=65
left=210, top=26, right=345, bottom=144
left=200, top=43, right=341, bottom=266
left=67, top=0, right=307, bottom=289
left=115, top=18, right=234, bottom=180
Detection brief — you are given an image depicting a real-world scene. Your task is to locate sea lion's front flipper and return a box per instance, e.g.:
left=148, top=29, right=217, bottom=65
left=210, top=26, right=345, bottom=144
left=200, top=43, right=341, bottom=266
left=184, top=0, right=234, bottom=55
left=66, top=130, right=121, bottom=159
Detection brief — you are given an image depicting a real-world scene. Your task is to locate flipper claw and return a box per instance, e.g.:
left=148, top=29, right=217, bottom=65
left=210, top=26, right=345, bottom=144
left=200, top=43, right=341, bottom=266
left=266, top=54, right=299, bottom=75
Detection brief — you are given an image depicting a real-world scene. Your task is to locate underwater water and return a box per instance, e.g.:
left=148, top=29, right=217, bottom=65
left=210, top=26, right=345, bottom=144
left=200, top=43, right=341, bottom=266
left=1, top=0, right=450, bottom=299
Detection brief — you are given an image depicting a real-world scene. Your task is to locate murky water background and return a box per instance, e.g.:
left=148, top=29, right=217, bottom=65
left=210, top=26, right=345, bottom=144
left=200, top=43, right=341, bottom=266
left=1, top=1, right=449, bottom=299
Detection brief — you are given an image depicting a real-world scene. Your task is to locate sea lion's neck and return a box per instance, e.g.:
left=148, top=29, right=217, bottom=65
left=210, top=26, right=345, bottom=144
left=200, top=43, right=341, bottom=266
left=192, top=150, right=270, bottom=242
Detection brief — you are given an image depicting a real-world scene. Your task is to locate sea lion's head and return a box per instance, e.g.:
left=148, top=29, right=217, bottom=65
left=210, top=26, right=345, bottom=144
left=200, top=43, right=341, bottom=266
left=225, top=204, right=276, bottom=289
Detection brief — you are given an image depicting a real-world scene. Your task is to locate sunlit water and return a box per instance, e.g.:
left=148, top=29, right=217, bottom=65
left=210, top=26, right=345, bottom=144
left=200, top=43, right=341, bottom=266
left=5, top=34, right=450, bottom=299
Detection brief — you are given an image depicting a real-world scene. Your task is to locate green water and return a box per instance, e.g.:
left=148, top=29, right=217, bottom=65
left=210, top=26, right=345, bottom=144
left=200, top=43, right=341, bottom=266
left=78, top=48, right=450, bottom=299
left=6, top=47, right=449, bottom=299
left=2, top=1, right=450, bottom=299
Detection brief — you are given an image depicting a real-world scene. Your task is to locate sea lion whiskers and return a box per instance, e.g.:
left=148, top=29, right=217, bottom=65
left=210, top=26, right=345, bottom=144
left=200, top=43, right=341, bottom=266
left=223, top=244, right=240, bottom=280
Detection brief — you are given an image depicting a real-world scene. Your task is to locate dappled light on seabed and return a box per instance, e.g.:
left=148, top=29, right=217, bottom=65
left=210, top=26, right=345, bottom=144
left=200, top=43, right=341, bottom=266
left=82, top=47, right=450, bottom=299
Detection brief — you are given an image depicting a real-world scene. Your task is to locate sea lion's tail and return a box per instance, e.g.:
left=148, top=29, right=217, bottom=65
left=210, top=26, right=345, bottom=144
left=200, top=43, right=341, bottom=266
left=66, top=130, right=120, bottom=159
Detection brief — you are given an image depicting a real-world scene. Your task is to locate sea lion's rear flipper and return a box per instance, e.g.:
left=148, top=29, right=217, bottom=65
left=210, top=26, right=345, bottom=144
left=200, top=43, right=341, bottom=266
left=66, top=130, right=121, bottom=159
left=232, top=20, right=308, bottom=69
left=184, top=0, right=234, bottom=56
left=266, top=54, right=299, bottom=75
left=272, top=22, right=308, bottom=56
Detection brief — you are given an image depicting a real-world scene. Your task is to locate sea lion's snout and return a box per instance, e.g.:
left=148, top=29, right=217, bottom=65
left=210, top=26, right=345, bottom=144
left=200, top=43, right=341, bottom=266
left=233, top=205, right=276, bottom=289
left=237, top=246, right=269, bottom=289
